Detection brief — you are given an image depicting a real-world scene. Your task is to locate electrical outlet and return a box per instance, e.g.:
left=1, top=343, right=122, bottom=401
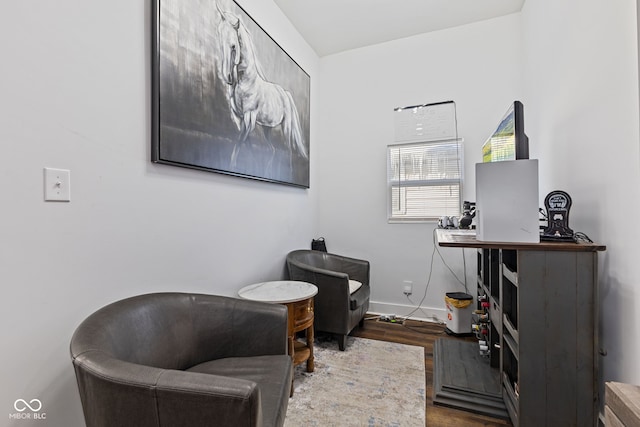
left=403, top=280, right=413, bottom=296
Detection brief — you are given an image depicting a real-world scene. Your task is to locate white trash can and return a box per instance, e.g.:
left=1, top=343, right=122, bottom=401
left=445, top=292, right=473, bottom=334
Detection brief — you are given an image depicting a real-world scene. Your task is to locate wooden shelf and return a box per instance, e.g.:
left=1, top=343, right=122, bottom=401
left=436, top=229, right=605, bottom=252
left=502, top=265, right=518, bottom=287
left=503, top=314, right=519, bottom=345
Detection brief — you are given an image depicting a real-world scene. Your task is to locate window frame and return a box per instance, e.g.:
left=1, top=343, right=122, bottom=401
left=387, top=138, right=464, bottom=223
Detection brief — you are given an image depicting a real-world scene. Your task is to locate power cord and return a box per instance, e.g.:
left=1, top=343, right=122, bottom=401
left=401, top=231, right=438, bottom=323
left=432, top=228, right=468, bottom=294
left=574, top=231, right=593, bottom=243
left=398, top=227, right=471, bottom=333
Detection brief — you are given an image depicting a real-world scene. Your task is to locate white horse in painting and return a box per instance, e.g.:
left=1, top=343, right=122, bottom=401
left=215, top=3, right=307, bottom=171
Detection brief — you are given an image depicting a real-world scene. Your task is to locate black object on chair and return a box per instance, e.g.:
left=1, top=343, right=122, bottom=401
left=311, top=237, right=327, bottom=252
left=286, top=250, right=370, bottom=351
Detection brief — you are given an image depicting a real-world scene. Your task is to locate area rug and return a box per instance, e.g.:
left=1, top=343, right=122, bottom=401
left=284, top=336, right=426, bottom=426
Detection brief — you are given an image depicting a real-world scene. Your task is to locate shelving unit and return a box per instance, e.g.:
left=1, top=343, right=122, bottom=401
left=476, top=248, right=500, bottom=369
left=437, top=230, right=605, bottom=427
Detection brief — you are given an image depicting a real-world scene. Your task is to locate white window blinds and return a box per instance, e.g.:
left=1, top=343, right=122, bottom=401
left=387, top=139, right=463, bottom=222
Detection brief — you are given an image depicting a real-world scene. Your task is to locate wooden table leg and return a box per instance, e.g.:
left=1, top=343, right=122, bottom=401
left=288, top=334, right=295, bottom=361
left=306, top=324, right=314, bottom=372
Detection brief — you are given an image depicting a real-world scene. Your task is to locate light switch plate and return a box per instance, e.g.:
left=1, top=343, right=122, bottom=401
left=44, top=168, right=71, bottom=202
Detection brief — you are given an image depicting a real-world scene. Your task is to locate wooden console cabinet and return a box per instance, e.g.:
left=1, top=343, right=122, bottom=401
left=436, top=230, right=605, bottom=427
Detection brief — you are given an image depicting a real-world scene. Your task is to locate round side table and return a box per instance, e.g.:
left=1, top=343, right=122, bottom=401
left=238, top=281, right=317, bottom=374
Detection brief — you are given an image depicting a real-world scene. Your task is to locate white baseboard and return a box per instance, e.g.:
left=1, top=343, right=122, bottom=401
left=368, top=300, right=447, bottom=324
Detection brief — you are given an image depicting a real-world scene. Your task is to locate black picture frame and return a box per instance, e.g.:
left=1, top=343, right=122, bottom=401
left=152, top=0, right=310, bottom=188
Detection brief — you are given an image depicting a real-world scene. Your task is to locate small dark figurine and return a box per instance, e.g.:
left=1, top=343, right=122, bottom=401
left=542, top=190, right=574, bottom=240
left=458, top=201, right=476, bottom=229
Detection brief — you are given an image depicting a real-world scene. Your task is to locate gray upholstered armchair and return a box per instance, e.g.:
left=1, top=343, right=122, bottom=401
left=70, top=293, right=292, bottom=427
left=286, top=250, right=370, bottom=351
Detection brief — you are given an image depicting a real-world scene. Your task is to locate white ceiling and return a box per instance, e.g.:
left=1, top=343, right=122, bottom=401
left=273, top=0, right=526, bottom=57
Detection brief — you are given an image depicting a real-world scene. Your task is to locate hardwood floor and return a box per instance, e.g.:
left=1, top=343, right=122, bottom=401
left=350, top=317, right=512, bottom=427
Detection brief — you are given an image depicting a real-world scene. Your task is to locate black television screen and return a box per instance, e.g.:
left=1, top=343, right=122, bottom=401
left=482, top=101, right=529, bottom=162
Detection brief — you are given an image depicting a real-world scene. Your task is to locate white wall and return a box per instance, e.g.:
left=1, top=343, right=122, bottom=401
left=316, top=14, right=524, bottom=319
left=317, top=0, right=640, bottom=399
left=521, top=0, right=640, bottom=389
left=0, top=0, right=319, bottom=425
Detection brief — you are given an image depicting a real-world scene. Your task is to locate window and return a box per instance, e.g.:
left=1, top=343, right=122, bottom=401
left=387, top=139, right=463, bottom=222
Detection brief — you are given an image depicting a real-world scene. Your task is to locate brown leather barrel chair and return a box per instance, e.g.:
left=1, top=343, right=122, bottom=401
left=286, top=250, right=370, bottom=351
left=70, top=292, right=292, bottom=427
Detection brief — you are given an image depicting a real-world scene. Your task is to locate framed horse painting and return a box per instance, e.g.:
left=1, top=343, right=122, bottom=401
left=152, top=0, right=311, bottom=188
